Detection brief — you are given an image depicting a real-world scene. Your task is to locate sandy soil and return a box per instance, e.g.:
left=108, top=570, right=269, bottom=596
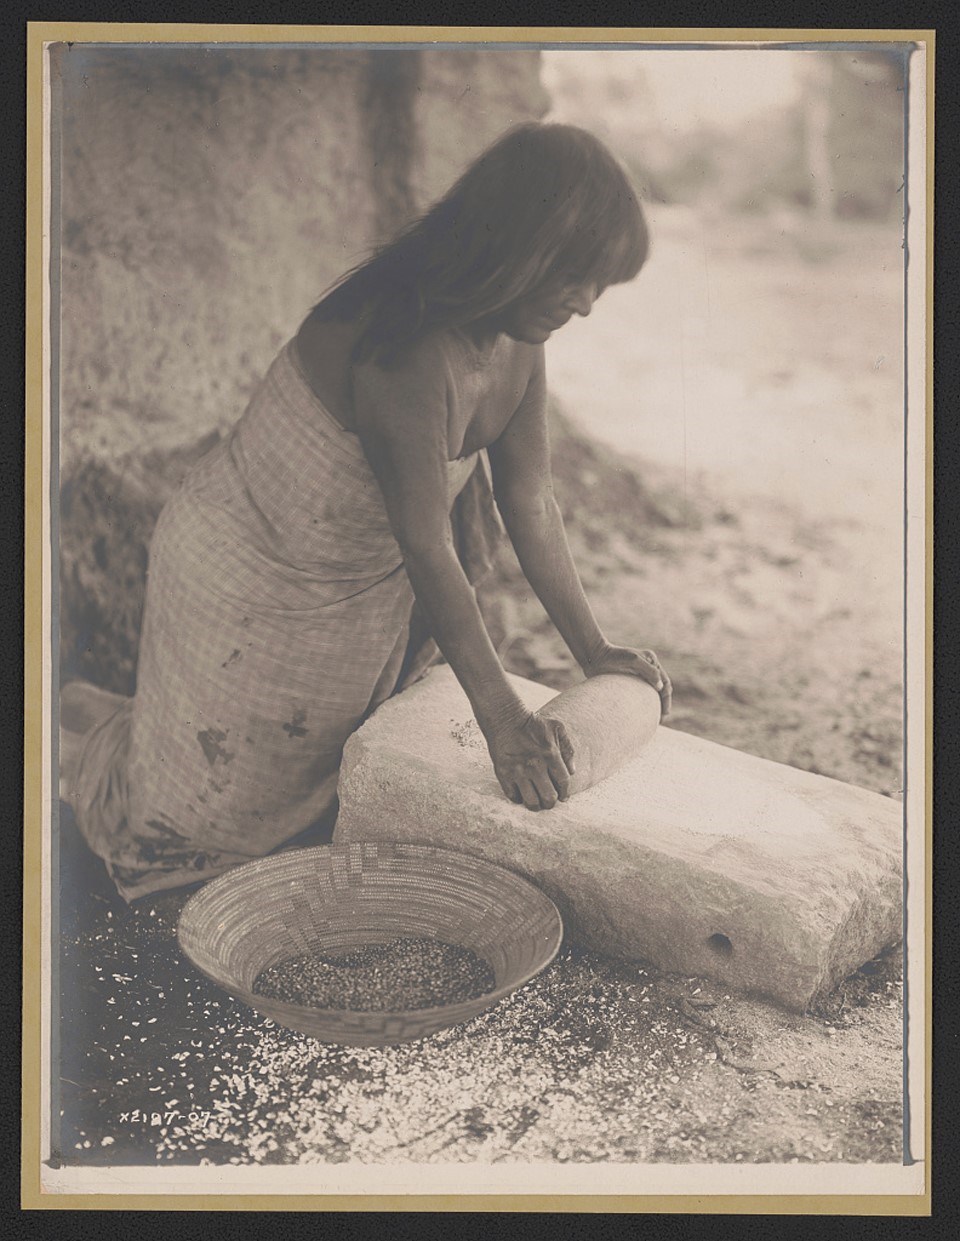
left=56, top=857, right=901, bottom=1167
left=517, top=206, right=906, bottom=800
left=55, top=209, right=907, bottom=1169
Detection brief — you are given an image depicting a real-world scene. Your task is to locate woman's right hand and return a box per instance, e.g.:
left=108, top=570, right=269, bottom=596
left=484, top=709, right=576, bottom=811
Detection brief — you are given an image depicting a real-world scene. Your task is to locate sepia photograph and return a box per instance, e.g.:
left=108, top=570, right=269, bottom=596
left=27, top=27, right=929, bottom=1206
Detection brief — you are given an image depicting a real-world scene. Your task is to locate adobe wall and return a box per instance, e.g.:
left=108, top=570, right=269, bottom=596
left=54, top=44, right=548, bottom=468
left=54, top=44, right=548, bottom=692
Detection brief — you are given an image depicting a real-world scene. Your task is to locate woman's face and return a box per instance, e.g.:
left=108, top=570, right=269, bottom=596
left=499, top=274, right=603, bottom=344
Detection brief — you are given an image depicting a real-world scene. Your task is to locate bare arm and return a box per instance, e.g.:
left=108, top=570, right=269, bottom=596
left=488, top=348, right=671, bottom=711
left=352, top=343, right=575, bottom=808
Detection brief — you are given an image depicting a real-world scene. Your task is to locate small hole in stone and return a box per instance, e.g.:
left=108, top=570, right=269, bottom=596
left=707, top=933, right=733, bottom=957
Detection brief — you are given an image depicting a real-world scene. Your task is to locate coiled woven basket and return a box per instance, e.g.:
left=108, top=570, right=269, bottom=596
left=177, top=840, right=563, bottom=1046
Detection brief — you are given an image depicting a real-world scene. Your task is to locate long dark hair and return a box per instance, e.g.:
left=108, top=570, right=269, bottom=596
left=312, top=122, right=649, bottom=365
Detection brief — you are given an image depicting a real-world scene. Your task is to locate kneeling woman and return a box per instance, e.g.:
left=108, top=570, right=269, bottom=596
left=65, top=121, right=672, bottom=902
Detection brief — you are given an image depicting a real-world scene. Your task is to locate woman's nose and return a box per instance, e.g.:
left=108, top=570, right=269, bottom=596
left=564, top=282, right=598, bottom=317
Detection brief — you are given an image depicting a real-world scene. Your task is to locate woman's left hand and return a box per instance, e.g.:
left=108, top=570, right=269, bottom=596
left=581, top=643, right=672, bottom=717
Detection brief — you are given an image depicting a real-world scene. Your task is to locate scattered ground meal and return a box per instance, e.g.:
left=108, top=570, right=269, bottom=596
left=55, top=435, right=906, bottom=1167
left=56, top=212, right=906, bottom=1167
left=253, top=939, right=496, bottom=1011
left=56, top=822, right=903, bottom=1167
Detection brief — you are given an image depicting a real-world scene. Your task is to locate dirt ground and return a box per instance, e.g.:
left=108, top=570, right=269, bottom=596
left=57, top=829, right=902, bottom=1167
left=532, top=206, right=905, bottom=803
left=55, top=209, right=906, bottom=1167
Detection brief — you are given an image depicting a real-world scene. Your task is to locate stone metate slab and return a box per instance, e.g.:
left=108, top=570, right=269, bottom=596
left=334, top=667, right=902, bottom=1010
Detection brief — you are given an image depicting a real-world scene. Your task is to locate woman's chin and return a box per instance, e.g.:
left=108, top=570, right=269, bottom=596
left=505, top=323, right=553, bottom=345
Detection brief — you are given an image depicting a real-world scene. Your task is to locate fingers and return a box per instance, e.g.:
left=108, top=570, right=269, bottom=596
left=499, top=773, right=550, bottom=811
left=525, top=760, right=568, bottom=810
left=638, top=649, right=665, bottom=690
left=554, top=721, right=576, bottom=775
left=503, top=762, right=568, bottom=811
left=547, top=759, right=571, bottom=803
left=516, top=776, right=544, bottom=811
left=621, top=649, right=661, bottom=692
left=588, top=644, right=671, bottom=705
left=537, top=719, right=574, bottom=803
left=639, top=649, right=672, bottom=715
left=660, top=670, right=673, bottom=718
left=535, top=714, right=575, bottom=776
left=492, top=714, right=576, bottom=811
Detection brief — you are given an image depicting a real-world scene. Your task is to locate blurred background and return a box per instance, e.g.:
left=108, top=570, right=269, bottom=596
left=542, top=47, right=905, bottom=533
left=51, top=44, right=915, bottom=1171
left=55, top=43, right=911, bottom=796
left=535, top=47, right=908, bottom=797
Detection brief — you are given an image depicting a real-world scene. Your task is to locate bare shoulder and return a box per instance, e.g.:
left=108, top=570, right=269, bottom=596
left=351, top=333, right=453, bottom=435
left=358, top=333, right=452, bottom=385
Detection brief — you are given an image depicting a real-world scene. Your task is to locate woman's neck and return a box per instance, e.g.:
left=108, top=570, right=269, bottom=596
left=451, top=319, right=503, bottom=366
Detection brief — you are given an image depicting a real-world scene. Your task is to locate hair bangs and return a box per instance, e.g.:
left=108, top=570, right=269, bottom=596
left=555, top=186, right=648, bottom=291
left=312, top=122, right=649, bottom=365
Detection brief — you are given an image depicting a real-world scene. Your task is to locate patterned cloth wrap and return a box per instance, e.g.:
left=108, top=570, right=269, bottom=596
left=71, top=340, right=504, bottom=902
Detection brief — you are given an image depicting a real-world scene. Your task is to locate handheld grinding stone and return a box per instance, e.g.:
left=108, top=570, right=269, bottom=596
left=534, top=673, right=662, bottom=795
